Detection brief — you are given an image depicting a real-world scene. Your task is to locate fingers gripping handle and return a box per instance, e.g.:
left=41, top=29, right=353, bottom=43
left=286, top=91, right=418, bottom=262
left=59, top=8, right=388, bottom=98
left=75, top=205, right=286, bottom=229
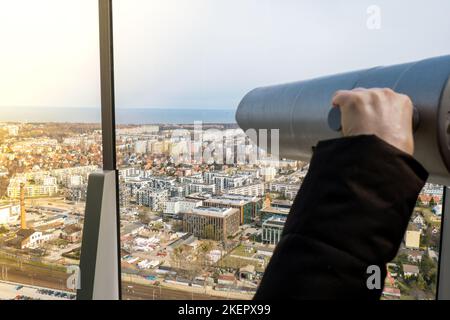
left=327, top=107, right=420, bottom=132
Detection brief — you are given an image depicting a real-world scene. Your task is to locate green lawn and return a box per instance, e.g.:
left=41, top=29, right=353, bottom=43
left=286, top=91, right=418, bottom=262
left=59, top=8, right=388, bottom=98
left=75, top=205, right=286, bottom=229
left=231, top=245, right=255, bottom=258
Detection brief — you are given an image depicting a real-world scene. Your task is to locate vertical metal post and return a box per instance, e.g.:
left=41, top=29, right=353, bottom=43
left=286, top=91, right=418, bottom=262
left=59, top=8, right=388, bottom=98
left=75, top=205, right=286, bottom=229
left=438, top=186, right=450, bottom=299
left=98, top=0, right=122, bottom=299
left=77, top=0, right=121, bottom=300
left=99, top=0, right=116, bottom=171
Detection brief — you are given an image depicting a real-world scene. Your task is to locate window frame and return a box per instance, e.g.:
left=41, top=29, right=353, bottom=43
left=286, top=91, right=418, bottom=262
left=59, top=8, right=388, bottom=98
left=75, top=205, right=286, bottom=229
left=94, top=0, right=450, bottom=300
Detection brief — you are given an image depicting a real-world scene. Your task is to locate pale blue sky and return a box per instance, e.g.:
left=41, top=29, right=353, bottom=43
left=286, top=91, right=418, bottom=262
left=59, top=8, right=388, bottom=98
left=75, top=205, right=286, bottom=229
left=1, top=0, right=450, bottom=109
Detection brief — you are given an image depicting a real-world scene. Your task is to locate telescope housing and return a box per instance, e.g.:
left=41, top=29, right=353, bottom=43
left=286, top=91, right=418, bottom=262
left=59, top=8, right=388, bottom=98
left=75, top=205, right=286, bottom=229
left=236, top=55, right=450, bottom=184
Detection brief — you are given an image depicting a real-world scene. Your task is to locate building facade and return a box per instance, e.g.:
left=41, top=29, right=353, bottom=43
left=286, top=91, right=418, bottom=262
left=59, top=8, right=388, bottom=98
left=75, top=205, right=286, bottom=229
left=203, top=194, right=262, bottom=225
left=136, top=188, right=169, bottom=211
left=262, top=217, right=286, bottom=245
left=183, top=206, right=240, bottom=241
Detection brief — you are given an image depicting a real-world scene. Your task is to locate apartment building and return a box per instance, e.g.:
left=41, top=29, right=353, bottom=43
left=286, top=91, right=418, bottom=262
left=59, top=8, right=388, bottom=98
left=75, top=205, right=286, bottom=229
left=203, top=194, right=262, bottom=225
left=262, top=217, right=287, bottom=245
left=183, top=206, right=240, bottom=241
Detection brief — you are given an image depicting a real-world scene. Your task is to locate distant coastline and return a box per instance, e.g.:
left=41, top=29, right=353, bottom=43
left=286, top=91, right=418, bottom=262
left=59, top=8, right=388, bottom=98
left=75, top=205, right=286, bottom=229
left=0, top=107, right=237, bottom=124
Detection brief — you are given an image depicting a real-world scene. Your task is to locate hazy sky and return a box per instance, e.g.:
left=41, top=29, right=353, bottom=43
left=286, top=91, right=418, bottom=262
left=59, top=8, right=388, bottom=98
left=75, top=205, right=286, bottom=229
left=1, top=0, right=450, bottom=109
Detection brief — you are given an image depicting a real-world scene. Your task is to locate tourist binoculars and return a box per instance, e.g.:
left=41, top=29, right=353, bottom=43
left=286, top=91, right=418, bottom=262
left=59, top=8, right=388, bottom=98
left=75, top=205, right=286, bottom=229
left=236, top=55, right=450, bottom=184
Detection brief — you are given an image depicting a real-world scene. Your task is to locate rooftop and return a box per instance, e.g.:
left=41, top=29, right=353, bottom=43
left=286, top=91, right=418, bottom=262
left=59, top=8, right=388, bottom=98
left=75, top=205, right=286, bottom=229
left=260, top=206, right=290, bottom=215
left=263, top=216, right=287, bottom=227
left=191, top=206, right=238, bottom=218
left=204, top=197, right=249, bottom=206
left=403, top=264, right=420, bottom=274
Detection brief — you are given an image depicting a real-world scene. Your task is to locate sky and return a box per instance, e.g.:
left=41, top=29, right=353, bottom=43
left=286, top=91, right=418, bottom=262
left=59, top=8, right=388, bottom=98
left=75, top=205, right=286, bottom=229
left=1, top=0, right=450, bottom=110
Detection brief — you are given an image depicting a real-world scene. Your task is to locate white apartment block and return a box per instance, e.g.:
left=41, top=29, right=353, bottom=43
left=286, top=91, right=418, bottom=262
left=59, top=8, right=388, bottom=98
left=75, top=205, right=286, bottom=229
left=163, top=198, right=203, bottom=214
left=136, top=188, right=169, bottom=211
left=227, top=183, right=265, bottom=197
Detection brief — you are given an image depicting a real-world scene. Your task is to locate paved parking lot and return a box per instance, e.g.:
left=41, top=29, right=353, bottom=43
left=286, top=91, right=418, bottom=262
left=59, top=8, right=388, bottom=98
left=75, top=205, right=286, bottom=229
left=0, top=280, right=74, bottom=300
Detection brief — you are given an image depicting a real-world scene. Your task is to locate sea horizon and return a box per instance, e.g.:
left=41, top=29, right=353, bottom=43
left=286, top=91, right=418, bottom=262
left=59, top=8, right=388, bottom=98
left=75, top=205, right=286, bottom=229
left=0, top=107, right=237, bottom=125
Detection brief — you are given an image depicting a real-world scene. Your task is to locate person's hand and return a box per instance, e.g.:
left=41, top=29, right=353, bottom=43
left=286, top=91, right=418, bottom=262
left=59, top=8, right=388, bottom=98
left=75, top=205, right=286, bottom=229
left=332, top=88, right=414, bottom=155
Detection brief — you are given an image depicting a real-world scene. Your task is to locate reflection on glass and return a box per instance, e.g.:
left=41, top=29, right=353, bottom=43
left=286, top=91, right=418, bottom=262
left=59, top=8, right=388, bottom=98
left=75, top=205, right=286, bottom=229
left=0, top=0, right=100, bottom=300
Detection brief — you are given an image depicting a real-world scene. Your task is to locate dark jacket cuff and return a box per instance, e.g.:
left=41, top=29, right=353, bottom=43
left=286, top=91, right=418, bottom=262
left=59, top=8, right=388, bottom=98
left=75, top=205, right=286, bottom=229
left=283, top=135, right=428, bottom=264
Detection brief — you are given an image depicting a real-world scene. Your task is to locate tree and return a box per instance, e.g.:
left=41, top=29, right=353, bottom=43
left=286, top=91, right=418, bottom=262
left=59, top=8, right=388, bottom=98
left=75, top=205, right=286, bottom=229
left=152, top=221, right=164, bottom=231
left=393, top=253, right=409, bottom=265
left=420, top=229, right=431, bottom=248
left=171, top=246, right=186, bottom=269
left=0, top=225, right=9, bottom=234
left=138, top=212, right=151, bottom=224
left=420, top=254, right=438, bottom=287
left=171, top=220, right=184, bottom=232
left=416, top=274, right=427, bottom=291
left=196, top=241, right=215, bottom=268
left=429, top=197, right=436, bottom=207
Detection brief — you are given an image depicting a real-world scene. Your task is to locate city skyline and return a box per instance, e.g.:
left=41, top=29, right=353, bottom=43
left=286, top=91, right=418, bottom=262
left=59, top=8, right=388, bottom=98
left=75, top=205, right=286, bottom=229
left=0, top=122, right=442, bottom=300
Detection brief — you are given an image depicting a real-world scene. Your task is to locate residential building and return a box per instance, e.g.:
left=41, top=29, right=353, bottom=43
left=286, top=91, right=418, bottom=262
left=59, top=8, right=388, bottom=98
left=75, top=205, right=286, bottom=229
left=262, top=216, right=286, bottom=245
left=203, top=194, right=262, bottom=224
left=405, top=228, right=421, bottom=249
left=61, top=224, right=83, bottom=243
left=227, top=182, right=265, bottom=197
left=0, top=204, right=19, bottom=225
left=403, top=264, right=420, bottom=278
left=136, top=188, right=169, bottom=211
left=183, top=206, right=240, bottom=241
left=163, top=198, right=202, bottom=215
left=7, top=229, right=44, bottom=249
left=259, top=196, right=292, bottom=224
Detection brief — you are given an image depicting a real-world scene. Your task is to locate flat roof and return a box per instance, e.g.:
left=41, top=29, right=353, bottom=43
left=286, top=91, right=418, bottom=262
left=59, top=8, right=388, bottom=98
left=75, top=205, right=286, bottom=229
left=191, top=206, right=238, bottom=218
left=263, top=217, right=287, bottom=227
left=261, top=207, right=290, bottom=215
left=204, top=197, right=249, bottom=206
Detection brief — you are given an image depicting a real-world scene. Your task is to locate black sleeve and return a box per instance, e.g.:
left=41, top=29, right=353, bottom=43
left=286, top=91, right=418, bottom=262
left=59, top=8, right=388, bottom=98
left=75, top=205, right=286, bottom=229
left=254, top=135, right=428, bottom=300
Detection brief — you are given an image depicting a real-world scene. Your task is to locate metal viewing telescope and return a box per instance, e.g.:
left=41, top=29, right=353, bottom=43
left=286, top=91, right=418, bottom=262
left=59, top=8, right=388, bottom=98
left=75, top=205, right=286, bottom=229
left=236, top=55, right=450, bottom=184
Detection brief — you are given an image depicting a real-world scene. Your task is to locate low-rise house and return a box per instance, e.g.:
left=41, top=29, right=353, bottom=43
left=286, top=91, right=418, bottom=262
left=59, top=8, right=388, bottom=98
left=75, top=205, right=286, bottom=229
left=256, top=247, right=274, bottom=258
left=406, top=250, right=423, bottom=263
left=428, top=249, right=439, bottom=261
left=412, top=214, right=425, bottom=226
left=405, top=226, right=421, bottom=249
left=217, top=274, right=236, bottom=286
left=239, top=265, right=256, bottom=281
left=403, top=264, right=420, bottom=278
left=61, top=224, right=82, bottom=243
left=383, top=287, right=401, bottom=299
left=417, top=194, right=441, bottom=206
left=7, top=229, right=44, bottom=249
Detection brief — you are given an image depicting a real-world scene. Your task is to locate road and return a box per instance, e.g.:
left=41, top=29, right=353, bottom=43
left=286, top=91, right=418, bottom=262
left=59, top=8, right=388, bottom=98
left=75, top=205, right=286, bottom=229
left=0, top=262, right=69, bottom=292
left=0, top=261, right=226, bottom=300
left=122, top=282, right=223, bottom=300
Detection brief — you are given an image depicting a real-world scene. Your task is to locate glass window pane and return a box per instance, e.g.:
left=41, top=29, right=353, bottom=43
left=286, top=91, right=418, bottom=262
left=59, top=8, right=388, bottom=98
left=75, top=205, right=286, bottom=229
left=0, top=0, right=100, bottom=300
left=114, top=0, right=450, bottom=300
